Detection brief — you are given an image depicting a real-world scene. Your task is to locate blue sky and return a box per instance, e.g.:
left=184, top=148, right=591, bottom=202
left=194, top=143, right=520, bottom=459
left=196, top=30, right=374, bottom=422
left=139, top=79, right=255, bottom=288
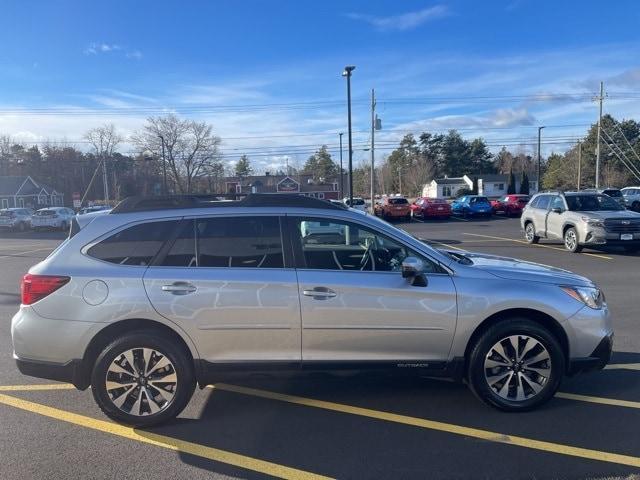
left=1, top=0, right=639, bottom=171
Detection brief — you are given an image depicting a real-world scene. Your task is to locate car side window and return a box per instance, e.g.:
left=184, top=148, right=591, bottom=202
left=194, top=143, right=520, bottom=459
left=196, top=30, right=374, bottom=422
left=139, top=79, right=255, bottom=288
left=197, top=216, right=284, bottom=268
left=536, top=195, right=551, bottom=210
left=293, top=217, right=442, bottom=273
left=550, top=196, right=565, bottom=211
left=87, top=221, right=179, bottom=266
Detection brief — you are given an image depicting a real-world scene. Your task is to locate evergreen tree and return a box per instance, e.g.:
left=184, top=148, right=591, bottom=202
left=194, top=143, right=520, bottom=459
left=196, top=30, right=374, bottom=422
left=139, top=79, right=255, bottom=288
left=507, top=167, right=516, bottom=194
left=520, top=171, right=530, bottom=194
left=235, top=155, right=253, bottom=178
left=301, top=145, right=338, bottom=181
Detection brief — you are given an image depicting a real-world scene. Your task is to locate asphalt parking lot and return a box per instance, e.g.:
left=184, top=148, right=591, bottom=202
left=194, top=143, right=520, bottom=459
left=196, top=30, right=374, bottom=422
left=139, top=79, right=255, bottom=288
left=1, top=219, right=639, bottom=480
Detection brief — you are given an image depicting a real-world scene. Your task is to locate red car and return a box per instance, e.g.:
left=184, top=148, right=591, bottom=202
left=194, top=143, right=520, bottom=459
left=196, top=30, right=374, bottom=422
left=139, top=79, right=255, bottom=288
left=410, top=197, right=452, bottom=219
left=491, top=194, right=530, bottom=216
left=374, top=196, right=411, bottom=220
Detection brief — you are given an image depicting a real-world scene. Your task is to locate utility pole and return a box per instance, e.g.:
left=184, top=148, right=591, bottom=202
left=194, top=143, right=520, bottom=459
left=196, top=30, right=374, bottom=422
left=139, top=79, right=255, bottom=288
left=342, top=66, right=355, bottom=205
left=370, top=89, right=376, bottom=213
left=158, top=135, right=167, bottom=195
left=577, top=141, right=582, bottom=190
left=595, top=81, right=604, bottom=189
left=339, top=132, right=344, bottom=199
left=537, top=126, right=545, bottom=192
left=101, top=155, right=109, bottom=203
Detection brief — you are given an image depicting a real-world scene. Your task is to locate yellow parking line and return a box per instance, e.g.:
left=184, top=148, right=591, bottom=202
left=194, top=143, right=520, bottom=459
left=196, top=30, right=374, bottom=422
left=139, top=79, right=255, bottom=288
left=214, top=383, right=640, bottom=469
left=0, top=383, right=76, bottom=392
left=606, top=363, right=640, bottom=371
left=556, top=392, right=640, bottom=410
left=462, top=233, right=613, bottom=260
left=0, top=392, right=331, bottom=480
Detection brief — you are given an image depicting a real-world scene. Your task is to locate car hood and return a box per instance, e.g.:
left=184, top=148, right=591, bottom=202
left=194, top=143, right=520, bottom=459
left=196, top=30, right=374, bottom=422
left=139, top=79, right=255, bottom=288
left=573, top=209, right=640, bottom=220
left=452, top=251, right=594, bottom=286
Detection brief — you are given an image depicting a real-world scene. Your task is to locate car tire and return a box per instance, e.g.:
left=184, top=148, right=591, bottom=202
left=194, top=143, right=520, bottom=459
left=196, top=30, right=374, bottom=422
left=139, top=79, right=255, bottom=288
left=16, top=222, right=26, bottom=232
left=524, top=222, right=539, bottom=244
left=563, top=227, right=582, bottom=253
left=632, top=201, right=640, bottom=212
left=91, top=331, right=195, bottom=427
left=467, top=318, right=565, bottom=412
left=60, top=221, right=68, bottom=232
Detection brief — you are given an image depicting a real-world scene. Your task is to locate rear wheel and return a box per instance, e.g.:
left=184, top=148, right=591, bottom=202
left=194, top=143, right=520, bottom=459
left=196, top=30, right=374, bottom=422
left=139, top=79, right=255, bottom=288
left=467, top=319, right=564, bottom=411
left=524, top=222, right=539, bottom=244
left=632, top=201, right=640, bottom=212
left=563, top=227, right=582, bottom=253
left=60, top=221, right=69, bottom=232
left=91, top=331, right=195, bottom=427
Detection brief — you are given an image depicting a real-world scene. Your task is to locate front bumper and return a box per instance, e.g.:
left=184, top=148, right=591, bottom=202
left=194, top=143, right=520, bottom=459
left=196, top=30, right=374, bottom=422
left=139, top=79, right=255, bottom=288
left=568, top=333, right=613, bottom=375
left=581, top=226, right=640, bottom=245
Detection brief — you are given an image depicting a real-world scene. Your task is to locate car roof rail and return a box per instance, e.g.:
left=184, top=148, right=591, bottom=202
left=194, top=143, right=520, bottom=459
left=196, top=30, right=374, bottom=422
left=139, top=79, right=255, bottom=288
left=110, top=193, right=347, bottom=214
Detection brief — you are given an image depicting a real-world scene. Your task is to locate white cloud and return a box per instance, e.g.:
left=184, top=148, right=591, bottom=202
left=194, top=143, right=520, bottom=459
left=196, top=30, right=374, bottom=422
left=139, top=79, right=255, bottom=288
left=84, top=43, right=141, bottom=60
left=346, top=5, right=449, bottom=32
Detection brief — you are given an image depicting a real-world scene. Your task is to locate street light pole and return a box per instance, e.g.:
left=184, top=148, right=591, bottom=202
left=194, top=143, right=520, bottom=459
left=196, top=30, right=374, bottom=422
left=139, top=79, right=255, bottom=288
left=537, top=126, right=545, bottom=192
left=370, top=88, right=376, bottom=213
left=158, top=135, right=167, bottom=195
left=339, top=132, right=344, bottom=199
left=342, top=65, right=355, bottom=206
left=595, top=81, right=604, bottom=189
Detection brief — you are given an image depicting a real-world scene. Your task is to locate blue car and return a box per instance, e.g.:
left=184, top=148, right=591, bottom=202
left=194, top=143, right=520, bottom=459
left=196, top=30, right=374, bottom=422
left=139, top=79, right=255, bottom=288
left=451, top=195, right=493, bottom=218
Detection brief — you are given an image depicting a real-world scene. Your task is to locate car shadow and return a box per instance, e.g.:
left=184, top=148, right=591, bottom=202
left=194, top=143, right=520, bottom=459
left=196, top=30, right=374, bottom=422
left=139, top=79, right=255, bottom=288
left=130, top=355, right=640, bottom=477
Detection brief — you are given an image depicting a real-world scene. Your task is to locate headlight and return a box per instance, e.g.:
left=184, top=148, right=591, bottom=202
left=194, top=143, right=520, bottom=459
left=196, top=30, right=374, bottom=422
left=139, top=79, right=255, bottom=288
left=581, top=216, right=604, bottom=228
left=561, top=286, right=605, bottom=309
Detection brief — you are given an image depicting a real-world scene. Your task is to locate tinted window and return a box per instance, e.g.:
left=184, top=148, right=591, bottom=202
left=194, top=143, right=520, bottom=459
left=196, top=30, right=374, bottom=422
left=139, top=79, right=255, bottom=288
left=470, top=197, right=489, bottom=204
left=196, top=217, right=283, bottom=268
left=294, top=217, right=441, bottom=273
left=162, top=221, right=196, bottom=267
left=603, top=189, right=622, bottom=198
left=388, top=198, right=408, bottom=205
left=566, top=194, right=624, bottom=211
left=88, top=221, right=178, bottom=266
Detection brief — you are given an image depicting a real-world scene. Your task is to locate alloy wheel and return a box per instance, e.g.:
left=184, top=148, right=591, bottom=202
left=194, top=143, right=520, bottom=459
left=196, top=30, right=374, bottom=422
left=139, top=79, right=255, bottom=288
left=105, top=347, right=178, bottom=416
left=484, top=335, right=551, bottom=402
left=564, top=229, right=577, bottom=251
left=525, top=224, right=535, bottom=242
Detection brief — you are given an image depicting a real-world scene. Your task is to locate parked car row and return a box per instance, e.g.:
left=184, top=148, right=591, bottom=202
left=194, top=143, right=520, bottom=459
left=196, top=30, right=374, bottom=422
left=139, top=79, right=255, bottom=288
left=0, top=205, right=111, bottom=232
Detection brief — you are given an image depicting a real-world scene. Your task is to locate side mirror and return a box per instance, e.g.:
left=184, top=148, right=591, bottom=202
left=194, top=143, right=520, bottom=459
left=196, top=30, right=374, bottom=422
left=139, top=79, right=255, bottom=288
left=401, top=256, right=424, bottom=278
left=551, top=207, right=563, bottom=214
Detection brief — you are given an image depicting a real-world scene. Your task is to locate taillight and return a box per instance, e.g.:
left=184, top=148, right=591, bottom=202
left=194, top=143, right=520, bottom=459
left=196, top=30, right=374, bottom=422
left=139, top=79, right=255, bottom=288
left=21, top=274, right=70, bottom=305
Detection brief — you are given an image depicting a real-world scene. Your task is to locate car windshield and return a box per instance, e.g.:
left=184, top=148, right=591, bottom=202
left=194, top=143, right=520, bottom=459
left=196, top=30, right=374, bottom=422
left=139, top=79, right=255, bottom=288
left=349, top=198, right=365, bottom=205
left=389, top=198, right=408, bottom=205
left=565, top=194, right=624, bottom=211
left=35, top=210, right=55, bottom=216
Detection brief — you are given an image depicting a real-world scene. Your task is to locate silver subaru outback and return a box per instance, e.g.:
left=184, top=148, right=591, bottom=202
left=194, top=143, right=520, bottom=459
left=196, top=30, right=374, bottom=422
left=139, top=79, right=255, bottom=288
left=12, top=194, right=613, bottom=426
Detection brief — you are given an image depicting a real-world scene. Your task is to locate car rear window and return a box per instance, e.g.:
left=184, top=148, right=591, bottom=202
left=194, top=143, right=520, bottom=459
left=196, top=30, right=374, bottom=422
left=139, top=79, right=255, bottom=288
left=87, top=221, right=179, bottom=266
left=389, top=198, right=408, bottom=205
left=349, top=198, right=365, bottom=206
left=470, top=197, right=489, bottom=204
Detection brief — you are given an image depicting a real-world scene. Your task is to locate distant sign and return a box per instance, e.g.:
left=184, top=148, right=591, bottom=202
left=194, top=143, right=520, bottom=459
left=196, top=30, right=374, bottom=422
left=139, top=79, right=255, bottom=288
left=277, top=176, right=300, bottom=192
left=73, top=199, right=81, bottom=208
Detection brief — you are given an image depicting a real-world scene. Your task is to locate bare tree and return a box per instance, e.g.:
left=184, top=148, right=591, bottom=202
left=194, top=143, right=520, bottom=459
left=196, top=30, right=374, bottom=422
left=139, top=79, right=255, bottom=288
left=131, top=114, right=223, bottom=194
left=83, top=124, right=123, bottom=203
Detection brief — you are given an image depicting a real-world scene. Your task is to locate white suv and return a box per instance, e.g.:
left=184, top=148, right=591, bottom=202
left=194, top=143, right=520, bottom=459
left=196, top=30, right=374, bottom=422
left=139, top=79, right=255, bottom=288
left=31, top=207, right=75, bottom=231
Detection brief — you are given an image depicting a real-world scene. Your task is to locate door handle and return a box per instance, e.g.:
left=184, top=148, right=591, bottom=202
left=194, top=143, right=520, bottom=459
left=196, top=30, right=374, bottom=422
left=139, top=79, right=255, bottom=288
left=302, top=287, right=337, bottom=299
left=162, top=282, right=197, bottom=295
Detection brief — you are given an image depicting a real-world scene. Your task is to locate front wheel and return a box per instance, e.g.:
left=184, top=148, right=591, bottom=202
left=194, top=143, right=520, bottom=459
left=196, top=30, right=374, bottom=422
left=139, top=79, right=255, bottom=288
left=563, top=227, right=582, bottom=253
left=91, top=331, right=195, bottom=427
left=467, top=319, right=565, bottom=411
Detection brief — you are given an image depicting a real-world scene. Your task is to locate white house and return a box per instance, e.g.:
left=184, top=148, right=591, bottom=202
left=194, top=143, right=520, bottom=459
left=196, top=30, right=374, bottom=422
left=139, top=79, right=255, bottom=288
left=0, top=176, right=64, bottom=209
left=422, top=177, right=472, bottom=198
left=423, top=174, right=539, bottom=199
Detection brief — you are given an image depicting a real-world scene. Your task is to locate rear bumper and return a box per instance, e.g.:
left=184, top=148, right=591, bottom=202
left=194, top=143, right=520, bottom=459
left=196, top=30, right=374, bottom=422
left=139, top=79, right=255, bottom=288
left=14, top=355, right=85, bottom=389
left=567, top=333, right=613, bottom=375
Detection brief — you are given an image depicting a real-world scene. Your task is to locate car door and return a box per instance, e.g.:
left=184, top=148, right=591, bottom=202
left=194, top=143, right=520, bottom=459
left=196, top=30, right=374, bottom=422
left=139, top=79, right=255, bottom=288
left=288, top=215, right=457, bottom=363
left=143, top=215, right=302, bottom=363
left=546, top=195, right=566, bottom=239
left=531, top=195, right=551, bottom=237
